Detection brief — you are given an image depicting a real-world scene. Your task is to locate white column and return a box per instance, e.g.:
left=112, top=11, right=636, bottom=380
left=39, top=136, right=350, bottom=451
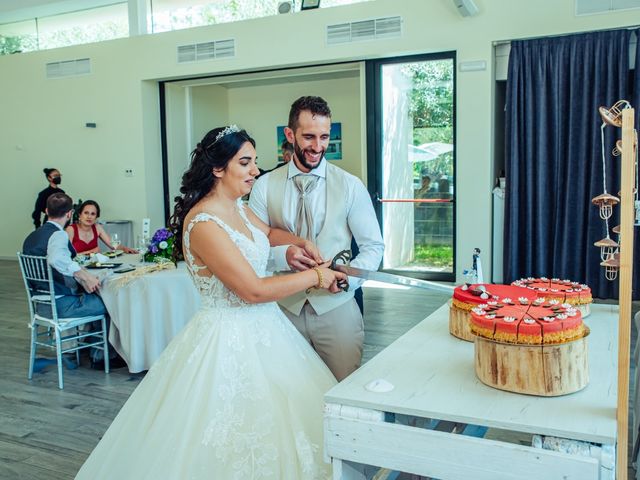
left=128, top=0, right=148, bottom=36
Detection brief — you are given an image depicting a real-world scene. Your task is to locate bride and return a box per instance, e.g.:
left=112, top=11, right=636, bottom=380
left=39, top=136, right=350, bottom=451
left=75, top=126, right=347, bottom=479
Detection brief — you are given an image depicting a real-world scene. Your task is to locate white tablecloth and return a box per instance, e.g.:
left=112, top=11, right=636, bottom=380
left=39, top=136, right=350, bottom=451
left=100, top=255, right=201, bottom=373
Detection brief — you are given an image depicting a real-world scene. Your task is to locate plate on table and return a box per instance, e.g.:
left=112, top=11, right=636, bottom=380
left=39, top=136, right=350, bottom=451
left=103, top=250, right=124, bottom=258
left=86, top=262, right=122, bottom=269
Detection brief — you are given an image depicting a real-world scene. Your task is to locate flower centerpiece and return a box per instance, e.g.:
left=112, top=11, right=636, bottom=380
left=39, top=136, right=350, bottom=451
left=143, top=228, right=176, bottom=263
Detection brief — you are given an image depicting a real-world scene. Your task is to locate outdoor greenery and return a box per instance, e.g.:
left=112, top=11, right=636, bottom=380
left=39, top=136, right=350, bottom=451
left=0, top=35, right=37, bottom=55
left=403, top=60, right=454, bottom=182
left=403, top=59, right=455, bottom=271
left=412, top=244, right=453, bottom=268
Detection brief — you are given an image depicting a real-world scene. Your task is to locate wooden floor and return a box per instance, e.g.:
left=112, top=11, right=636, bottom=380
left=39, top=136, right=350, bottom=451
left=0, top=259, right=636, bottom=479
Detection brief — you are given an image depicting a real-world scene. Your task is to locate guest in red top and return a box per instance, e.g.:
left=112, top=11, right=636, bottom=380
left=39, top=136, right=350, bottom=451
left=66, top=200, right=136, bottom=254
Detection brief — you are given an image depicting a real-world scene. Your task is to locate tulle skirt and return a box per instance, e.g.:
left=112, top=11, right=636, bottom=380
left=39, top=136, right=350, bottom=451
left=76, top=302, right=336, bottom=479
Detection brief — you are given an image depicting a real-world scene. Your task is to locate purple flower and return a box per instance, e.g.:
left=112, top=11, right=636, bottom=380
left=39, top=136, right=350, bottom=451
left=151, top=228, right=173, bottom=243
left=150, top=245, right=159, bottom=254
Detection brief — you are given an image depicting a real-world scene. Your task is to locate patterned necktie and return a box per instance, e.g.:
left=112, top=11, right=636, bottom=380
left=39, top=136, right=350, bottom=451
left=293, top=174, right=319, bottom=241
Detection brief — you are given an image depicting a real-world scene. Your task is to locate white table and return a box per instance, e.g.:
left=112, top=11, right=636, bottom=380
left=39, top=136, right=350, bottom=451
left=324, top=303, right=618, bottom=480
left=99, top=255, right=200, bottom=373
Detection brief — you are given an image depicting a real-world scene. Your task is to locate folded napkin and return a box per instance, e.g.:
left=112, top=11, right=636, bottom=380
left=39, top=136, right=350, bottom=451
left=94, top=253, right=109, bottom=263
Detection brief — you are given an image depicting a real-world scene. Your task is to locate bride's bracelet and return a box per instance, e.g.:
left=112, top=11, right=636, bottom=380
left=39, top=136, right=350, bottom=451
left=312, top=267, right=324, bottom=289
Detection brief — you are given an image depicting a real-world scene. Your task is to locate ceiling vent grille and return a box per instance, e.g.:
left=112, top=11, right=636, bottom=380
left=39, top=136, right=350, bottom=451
left=46, top=58, right=91, bottom=79
left=327, top=16, right=402, bottom=45
left=177, top=39, right=235, bottom=63
left=576, top=0, right=640, bottom=15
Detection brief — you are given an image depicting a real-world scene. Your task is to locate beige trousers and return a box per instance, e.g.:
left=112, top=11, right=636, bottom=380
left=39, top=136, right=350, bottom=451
left=283, top=299, right=364, bottom=381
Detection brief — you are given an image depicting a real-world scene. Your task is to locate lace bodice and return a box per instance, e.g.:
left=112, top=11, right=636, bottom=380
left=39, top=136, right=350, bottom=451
left=183, top=203, right=270, bottom=309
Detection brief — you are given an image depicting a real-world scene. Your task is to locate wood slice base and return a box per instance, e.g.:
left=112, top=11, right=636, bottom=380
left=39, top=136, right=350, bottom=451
left=474, top=329, right=589, bottom=396
left=449, top=303, right=474, bottom=342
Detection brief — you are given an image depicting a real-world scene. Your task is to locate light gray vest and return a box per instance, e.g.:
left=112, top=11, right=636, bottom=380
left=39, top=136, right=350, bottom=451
left=267, top=163, right=354, bottom=315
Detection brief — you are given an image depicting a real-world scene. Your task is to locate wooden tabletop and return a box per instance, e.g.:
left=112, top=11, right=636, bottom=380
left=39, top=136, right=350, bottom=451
left=325, top=303, right=618, bottom=444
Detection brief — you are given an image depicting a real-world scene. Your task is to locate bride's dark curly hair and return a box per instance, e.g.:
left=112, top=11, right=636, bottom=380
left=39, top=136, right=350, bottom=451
left=169, top=126, right=255, bottom=261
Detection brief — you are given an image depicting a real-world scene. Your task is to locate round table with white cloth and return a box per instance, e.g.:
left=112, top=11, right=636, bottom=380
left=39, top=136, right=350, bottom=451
left=99, top=254, right=200, bottom=373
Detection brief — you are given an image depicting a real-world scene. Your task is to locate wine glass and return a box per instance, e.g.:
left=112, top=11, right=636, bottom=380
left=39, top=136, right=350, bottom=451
left=111, top=233, right=121, bottom=252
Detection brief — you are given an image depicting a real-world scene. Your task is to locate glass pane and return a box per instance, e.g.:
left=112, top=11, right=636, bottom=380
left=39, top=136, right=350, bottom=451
left=149, top=0, right=374, bottom=33
left=37, top=3, right=128, bottom=50
left=149, top=0, right=275, bottom=33
left=0, top=20, right=38, bottom=55
left=321, top=0, right=373, bottom=6
left=380, top=58, right=454, bottom=274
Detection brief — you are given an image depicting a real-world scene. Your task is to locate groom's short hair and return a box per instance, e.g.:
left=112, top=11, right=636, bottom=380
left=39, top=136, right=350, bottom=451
left=288, top=96, right=332, bottom=131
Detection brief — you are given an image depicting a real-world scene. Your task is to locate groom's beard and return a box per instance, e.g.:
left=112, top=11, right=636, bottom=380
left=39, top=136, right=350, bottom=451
left=293, top=143, right=325, bottom=172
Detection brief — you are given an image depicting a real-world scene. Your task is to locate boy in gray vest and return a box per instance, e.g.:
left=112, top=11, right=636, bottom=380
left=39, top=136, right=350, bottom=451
left=250, top=96, right=384, bottom=381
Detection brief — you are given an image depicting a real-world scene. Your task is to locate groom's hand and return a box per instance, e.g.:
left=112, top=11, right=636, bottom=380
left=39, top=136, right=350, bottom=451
left=301, top=240, right=324, bottom=265
left=286, top=245, right=318, bottom=271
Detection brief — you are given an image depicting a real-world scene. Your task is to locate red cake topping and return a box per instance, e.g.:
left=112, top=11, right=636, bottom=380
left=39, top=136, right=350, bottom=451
left=469, top=299, right=584, bottom=345
left=511, top=277, right=592, bottom=306
left=453, top=283, right=536, bottom=307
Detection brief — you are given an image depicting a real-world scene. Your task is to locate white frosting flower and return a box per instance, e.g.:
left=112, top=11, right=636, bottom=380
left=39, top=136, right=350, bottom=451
left=538, top=288, right=547, bottom=291
left=581, top=284, right=588, bottom=289
left=523, top=318, right=536, bottom=324
left=485, top=315, right=496, bottom=319
left=534, top=298, right=544, bottom=305
left=548, top=299, right=560, bottom=305
left=504, top=317, right=516, bottom=323
left=502, top=298, right=512, bottom=304
left=540, top=276, right=548, bottom=281
left=472, top=308, right=485, bottom=315
left=542, top=317, right=555, bottom=322
left=566, top=310, right=577, bottom=317
left=551, top=278, right=560, bottom=282
left=550, top=289, right=559, bottom=292
left=487, top=301, right=498, bottom=306
left=479, top=304, right=488, bottom=309
left=556, top=314, right=567, bottom=320
left=518, top=297, right=529, bottom=304
left=561, top=303, right=572, bottom=308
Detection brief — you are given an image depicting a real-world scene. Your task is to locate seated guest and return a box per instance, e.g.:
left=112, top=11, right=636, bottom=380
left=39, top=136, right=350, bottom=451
left=23, top=193, right=125, bottom=369
left=66, top=200, right=136, bottom=255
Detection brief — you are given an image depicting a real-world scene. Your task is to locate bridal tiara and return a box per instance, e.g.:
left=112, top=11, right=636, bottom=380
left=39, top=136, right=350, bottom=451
left=214, top=124, right=240, bottom=143
left=197, top=125, right=241, bottom=153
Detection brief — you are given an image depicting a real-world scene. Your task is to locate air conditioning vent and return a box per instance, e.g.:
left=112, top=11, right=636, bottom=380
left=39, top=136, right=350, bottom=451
left=327, top=16, right=402, bottom=45
left=46, top=58, right=91, bottom=79
left=177, top=38, right=235, bottom=63
left=576, top=0, right=640, bottom=15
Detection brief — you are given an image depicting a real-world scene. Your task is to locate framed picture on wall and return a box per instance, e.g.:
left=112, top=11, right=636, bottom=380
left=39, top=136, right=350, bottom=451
left=276, top=122, right=342, bottom=161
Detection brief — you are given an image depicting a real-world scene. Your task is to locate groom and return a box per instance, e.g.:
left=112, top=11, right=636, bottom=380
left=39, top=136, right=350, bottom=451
left=250, top=96, right=384, bottom=381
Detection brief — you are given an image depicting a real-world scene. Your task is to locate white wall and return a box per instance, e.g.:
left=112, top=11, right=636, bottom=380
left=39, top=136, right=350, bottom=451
left=226, top=75, right=361, bottom=174
left=1, top=0, right=637, bottom=282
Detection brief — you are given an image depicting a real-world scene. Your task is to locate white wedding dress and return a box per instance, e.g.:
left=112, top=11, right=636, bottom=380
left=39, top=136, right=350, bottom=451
left=76, top=207, right=336, bottom=479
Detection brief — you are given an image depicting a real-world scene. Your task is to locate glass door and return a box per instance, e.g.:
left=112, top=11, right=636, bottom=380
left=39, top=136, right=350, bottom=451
left=367, top=53, right=456, bottom=281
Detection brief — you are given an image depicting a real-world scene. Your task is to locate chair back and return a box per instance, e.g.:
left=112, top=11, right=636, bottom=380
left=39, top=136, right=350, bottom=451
left=17, top=253, right=58, bottom=322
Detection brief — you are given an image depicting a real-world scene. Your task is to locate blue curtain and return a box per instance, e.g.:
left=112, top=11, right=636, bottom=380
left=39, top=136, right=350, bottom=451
left=504, top=29, right=633, bottom=299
